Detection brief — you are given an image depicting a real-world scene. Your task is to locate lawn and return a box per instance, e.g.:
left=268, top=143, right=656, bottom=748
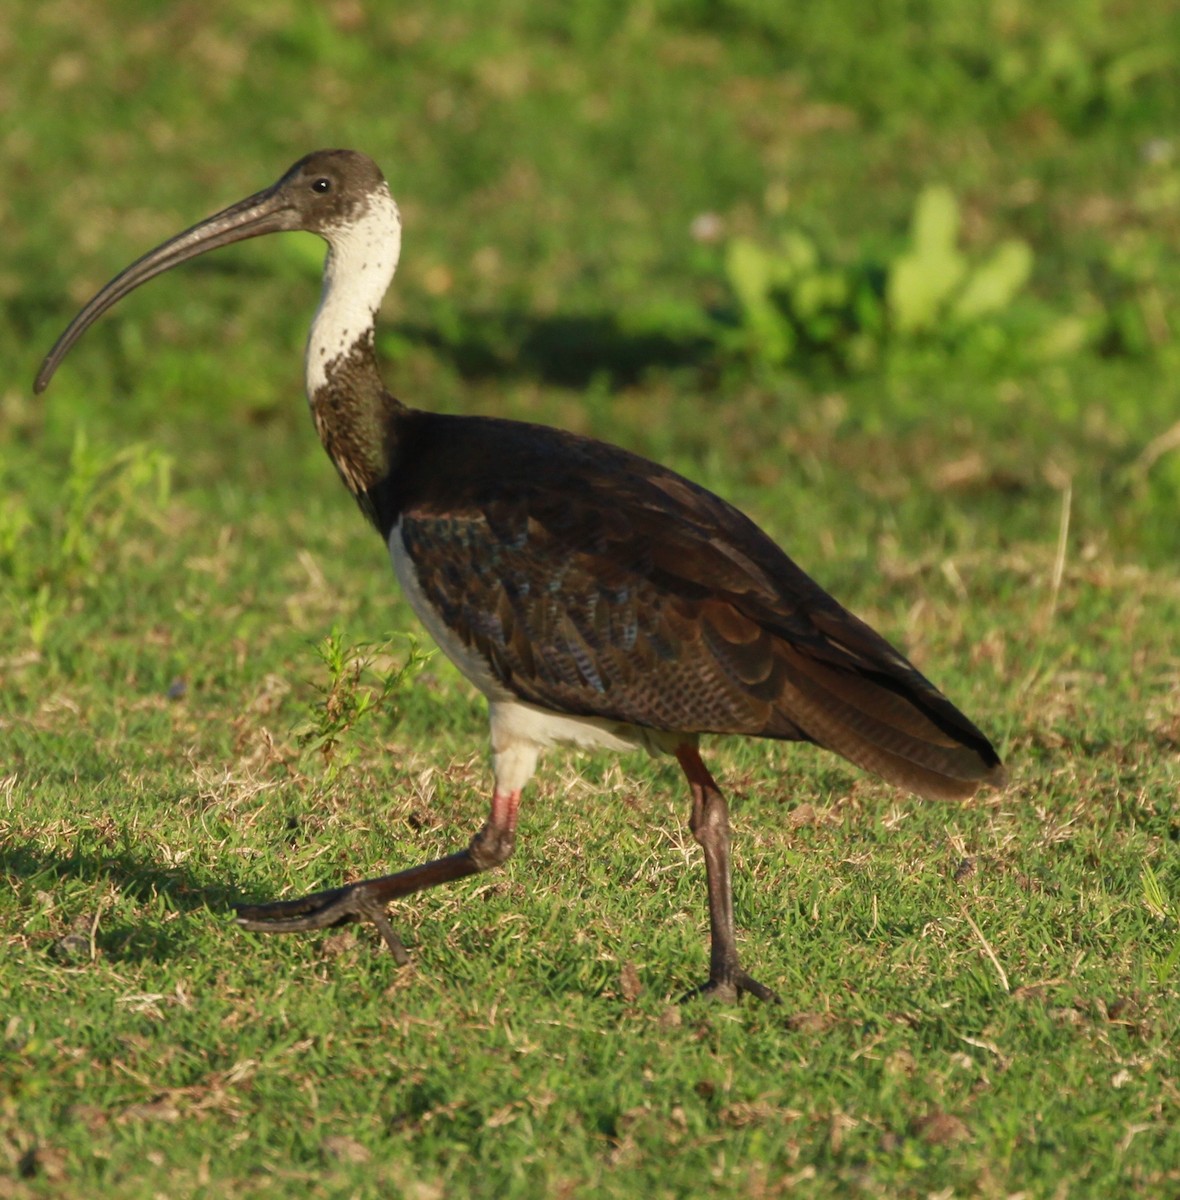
left=2, top=1, right=1179, bottom=1196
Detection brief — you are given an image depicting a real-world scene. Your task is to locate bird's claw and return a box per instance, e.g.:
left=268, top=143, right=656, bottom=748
left=682, top=968, right=781, bottom=1006
left=234, top=882, right=410, bottom=965
left=234, top=884, right=358, bottom=931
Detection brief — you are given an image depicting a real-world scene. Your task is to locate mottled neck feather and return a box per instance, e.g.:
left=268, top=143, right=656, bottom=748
left=304, top=182, right=403, bottom=509
left=309, top=330, right=403, bottom=506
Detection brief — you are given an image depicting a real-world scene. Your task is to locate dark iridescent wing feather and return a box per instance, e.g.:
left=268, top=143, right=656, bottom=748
left=386, top=411, right=1004, bottom=800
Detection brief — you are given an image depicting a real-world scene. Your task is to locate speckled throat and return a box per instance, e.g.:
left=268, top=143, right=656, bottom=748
left=308, top=330, right=403, bottom=505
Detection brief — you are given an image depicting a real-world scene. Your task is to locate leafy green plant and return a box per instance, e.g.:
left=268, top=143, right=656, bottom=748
left=0, top=431, right=172, bottom=648
left=1, top=431, right=172, bottom=592
left=721, top=229, right=880, bottom=371
left=295, top=631, right=430, bottom=773
left=720, top=185, right=1034, bottom=373
left=887, top=185, right=1033, bottom=334
left=58, top=429, right=173, bottom=585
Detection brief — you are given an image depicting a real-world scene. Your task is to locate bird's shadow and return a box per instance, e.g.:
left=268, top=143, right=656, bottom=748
left=394, top=309, right=719, bottom=390
left=1, top=840, right=246, bottom=964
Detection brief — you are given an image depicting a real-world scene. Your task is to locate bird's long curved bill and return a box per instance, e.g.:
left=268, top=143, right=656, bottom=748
left=35, top=183, right=296, bottom=394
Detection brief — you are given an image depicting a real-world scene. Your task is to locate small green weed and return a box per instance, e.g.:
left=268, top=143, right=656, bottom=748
left=294, top=631, right=430, bottom=775
left=58, top=430, right=173, bottom=580
left=0, top=430, right=172, bottom=648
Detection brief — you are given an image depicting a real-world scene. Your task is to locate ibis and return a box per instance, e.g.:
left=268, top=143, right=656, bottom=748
left=36, top=150, right=1005, bottom=1002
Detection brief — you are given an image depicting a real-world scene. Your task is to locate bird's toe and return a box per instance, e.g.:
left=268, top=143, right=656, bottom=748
left=682, top=967, right=781, bottom=1006
left=234, top=881, right=411, bottom=963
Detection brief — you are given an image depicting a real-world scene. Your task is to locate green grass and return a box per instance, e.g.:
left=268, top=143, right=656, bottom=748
left=3, top=1, right=1180, bottom=1195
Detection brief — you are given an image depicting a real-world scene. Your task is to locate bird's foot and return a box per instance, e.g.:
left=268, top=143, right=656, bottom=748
left=235, top=882, right=410, bottom=965
left=235, top=849, right=483, bottom=967
left=682, top=967, right=781, bottom=1006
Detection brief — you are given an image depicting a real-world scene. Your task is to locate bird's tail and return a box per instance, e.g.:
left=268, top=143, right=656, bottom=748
left=773, top=642, right=1006, bottom=802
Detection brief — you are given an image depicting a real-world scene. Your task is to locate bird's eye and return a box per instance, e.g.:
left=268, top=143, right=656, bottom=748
left=311, top=177, right=332, bottom=194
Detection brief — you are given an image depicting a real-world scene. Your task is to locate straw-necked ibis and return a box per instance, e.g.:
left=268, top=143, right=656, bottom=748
left=36, top=151, right=1005, bottom=1002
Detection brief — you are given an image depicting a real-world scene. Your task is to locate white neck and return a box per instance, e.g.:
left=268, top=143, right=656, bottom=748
left=305, top=183, right=402, bottom=397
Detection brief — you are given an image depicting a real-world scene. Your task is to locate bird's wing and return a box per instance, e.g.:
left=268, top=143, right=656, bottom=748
left=392, top=414, right=1003, bottom=799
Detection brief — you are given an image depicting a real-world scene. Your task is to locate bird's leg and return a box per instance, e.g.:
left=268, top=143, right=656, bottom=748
left=676, top=745, right=780, bottom=1005
left=234, top=788, right=522, bottom=963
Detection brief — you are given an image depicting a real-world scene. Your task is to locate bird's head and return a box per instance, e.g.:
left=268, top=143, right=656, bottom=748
left=35, top=149, right=400, bottom=394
